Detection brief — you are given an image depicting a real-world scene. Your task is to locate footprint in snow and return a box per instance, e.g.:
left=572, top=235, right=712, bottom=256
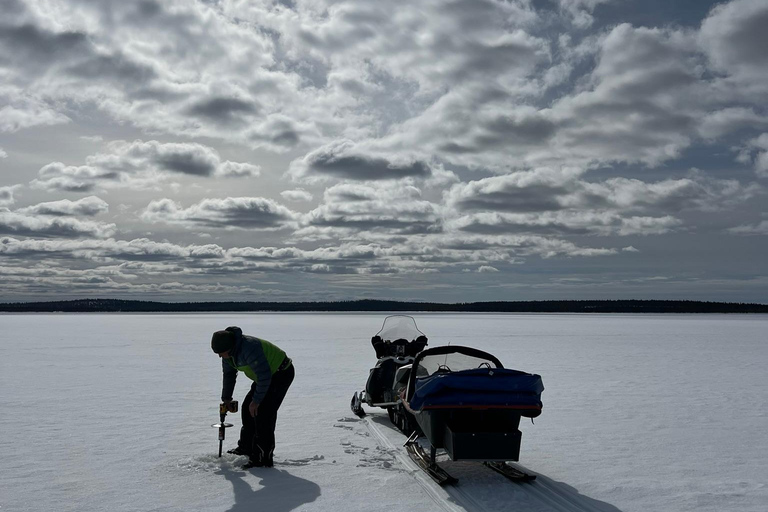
left=281, top=455, right=326, bottom=466
left=342, top=443, right=369, bottom=455
left=356, top=446, right=398, bottom=471
left=174, top=454, right=242, bottom=473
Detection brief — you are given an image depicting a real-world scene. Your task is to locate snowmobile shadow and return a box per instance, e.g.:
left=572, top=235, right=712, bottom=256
left=217, top=465, right=321, bottom=512
left=368, top=415, right=625, bottom=512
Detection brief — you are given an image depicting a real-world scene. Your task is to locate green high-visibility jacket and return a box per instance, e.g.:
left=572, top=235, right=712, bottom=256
left=221, top=328, right=287, bottom=405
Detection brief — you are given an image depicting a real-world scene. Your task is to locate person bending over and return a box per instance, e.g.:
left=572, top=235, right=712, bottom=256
left=211, top=326, right=294, bottom=469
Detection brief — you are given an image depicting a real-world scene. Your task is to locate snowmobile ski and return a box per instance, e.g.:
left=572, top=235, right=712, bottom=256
left=484, top=461, right=537, bottom=482
left=350, top=391, right=366, bottom=417
left=404, top=439, right=458, bottom=486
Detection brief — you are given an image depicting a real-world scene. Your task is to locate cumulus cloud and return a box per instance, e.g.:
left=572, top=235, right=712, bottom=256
left=728, top=220, right=768, bottom=236
left=295, top=183, right=442, bottom=240
left=5, top=0, right=767, bottom=176
left=445, top=168, right=758, bottom=215
left=2, top=0, right=766, bottom=175
left=441, top=168, right=763, bottom=236
left=217, top=161, right=262, bottom=178
left=436, top=233, right=617, bottom=259
left=0, top=147, right=7, bottom=158
left=0, top=225, right=623, bottom=299
left=0, top=0, right=385, bottom=153
left=0, top=0, right=312, bottom=149
left=186, top=96, right=260, bottom=125
left=557, top=0, right=619, bottom=28
left=0, top=185, right=21, bottom=206
left=0, top=210, right=116, bottom=238
left=2, top=184, right=115, bottom=241
left=698, top=108, right=768, bottom=140
left=281, top=189, right=314, bottom=202
left=254, top=0, right=545, bottom=94
left=449, top=211, right=683, bottom=237
left=699, top=0, right=768, bottom=98
left=0, top=236, right=224, bottom=261
left=30, top=140, right=260, bottom=192
left=0, top=92, right=71, bottom=132
left=615, top=215, right=683, bottom=236
left=17, top=196, right=109, bottom=216
left=545, top=24, right=703, bottom=167
left=445, top=168, right=581, bottom=213
left=240, top=234, right=616, bottom=271
left=141, top=197, right=299, bottom=231
left=246, top=114, right=315, bottom=153
left=30, top=162, right=119, bottom=193
left=379, top=8, right=768, bottom=175
left=289, top=140, right=433, bottom=183
left=0, top=266, right=280, bottom=298
left=384, top=22, right=705, bottom=171
left=0, top=2, right=150, bottom=85
left=736, top=133, right=768, bottom=177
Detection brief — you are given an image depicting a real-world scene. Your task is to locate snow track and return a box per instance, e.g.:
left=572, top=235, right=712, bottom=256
left=363, top=414, right=612, bottom=512
left=363, top=416, right=484, bottom=512
left=522, top=477, right=602, bottom=512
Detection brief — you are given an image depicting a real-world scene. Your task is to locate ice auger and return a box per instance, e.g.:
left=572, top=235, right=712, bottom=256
left=211, top=401, right=237, bottom=457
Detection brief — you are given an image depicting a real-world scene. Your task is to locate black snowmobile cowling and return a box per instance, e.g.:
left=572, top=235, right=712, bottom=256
left=370, top=314, right=428, bottom=358
left=351, top=315, right=429, bottom=421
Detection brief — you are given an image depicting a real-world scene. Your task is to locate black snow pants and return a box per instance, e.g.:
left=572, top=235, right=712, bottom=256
left=238, top=361, right=295, bottom=464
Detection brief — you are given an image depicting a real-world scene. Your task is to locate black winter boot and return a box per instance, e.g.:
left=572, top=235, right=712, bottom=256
left=227, top=446, right=250, bottom=456
left=241, top=459, right=265, bottom=469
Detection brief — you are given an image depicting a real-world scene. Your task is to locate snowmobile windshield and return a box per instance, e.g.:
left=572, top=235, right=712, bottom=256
left=416, top=351, right=500, bottom=377
left=376, top=315, right=425, bottom=342
left=407, top=346, right=504, bottom=399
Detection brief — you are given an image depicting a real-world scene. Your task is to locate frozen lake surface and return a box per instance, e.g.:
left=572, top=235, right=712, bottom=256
left=1, top=313, right=767, bottom=512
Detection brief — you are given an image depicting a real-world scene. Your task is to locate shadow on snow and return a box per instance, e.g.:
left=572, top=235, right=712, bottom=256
left=217, top=465, right=321, bottom=512
left=368, top=414, right=624, bottom=512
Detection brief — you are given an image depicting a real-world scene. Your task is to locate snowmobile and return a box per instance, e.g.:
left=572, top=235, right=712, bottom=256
left=350, top=315, right=428, bottom=432
left=400, top=345, right=544, bottom=485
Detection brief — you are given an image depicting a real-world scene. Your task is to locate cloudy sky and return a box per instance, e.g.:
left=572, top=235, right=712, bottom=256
left=1, top=0, right=767, bottom=303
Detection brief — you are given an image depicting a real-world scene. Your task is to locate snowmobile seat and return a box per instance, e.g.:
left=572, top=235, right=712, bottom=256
left=366, top=358, right=403, bottom=404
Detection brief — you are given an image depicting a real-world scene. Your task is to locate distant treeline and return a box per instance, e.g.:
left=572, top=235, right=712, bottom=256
left=1, top=298, right=767, bottom=313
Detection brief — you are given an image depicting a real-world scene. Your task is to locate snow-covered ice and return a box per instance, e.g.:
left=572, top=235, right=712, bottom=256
left=1, top=312, right=767, bottom=511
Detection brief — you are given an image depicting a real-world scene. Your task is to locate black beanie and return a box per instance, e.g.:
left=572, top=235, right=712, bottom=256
left=211, top=330, right=236, bottom=353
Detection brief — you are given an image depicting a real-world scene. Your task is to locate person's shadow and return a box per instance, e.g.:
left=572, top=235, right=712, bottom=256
left=218, top=465, right=321, bottom=512
left=369, top=414, right=625, bottom=512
